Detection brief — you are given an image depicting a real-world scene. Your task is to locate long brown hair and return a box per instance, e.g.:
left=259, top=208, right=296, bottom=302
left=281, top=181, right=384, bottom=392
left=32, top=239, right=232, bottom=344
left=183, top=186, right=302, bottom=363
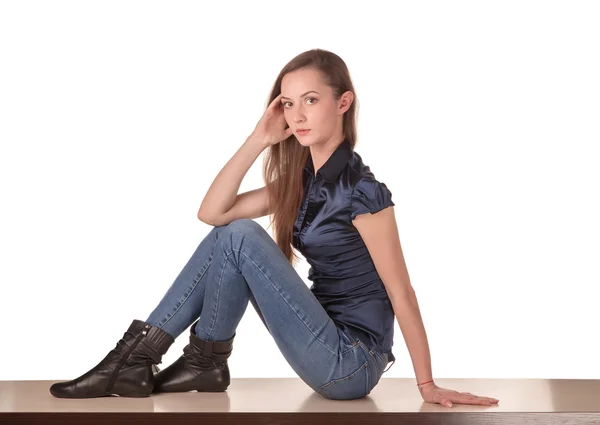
left=263, top=49, right=360, bottom=267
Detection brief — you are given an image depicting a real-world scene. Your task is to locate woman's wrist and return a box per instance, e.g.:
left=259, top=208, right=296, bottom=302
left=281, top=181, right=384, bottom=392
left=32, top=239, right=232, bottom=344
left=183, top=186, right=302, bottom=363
left=417, top=380, right=436, bottom=392
left=246, top=133, right=267, bottom=151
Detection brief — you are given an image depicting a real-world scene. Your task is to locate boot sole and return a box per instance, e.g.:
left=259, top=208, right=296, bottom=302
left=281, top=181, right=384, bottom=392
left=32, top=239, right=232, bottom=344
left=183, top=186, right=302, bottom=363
left=50, top=390, right=152, bottom=399
left=153, top=386, right=228, bottom=394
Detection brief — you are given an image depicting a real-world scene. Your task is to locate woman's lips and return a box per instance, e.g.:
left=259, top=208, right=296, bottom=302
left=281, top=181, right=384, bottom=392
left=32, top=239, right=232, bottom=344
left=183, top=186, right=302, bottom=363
left=297, top=129, right=311, bottom=136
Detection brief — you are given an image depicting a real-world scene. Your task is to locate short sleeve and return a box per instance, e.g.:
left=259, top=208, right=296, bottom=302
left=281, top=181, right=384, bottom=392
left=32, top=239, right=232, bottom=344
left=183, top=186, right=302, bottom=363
left=350, top=178, right=395, bottom=220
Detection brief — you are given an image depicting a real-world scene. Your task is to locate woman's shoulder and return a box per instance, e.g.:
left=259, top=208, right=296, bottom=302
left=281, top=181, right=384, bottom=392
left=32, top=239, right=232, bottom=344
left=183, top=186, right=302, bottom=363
left=347, top=151, right=395, bottom=219
left=347, top=150, right=379, bottom=186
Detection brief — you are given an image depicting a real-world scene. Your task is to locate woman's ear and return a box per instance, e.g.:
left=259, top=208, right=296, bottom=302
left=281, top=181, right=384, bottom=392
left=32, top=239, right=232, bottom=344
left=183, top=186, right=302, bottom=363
left=338, top=91, right=354, bottom=114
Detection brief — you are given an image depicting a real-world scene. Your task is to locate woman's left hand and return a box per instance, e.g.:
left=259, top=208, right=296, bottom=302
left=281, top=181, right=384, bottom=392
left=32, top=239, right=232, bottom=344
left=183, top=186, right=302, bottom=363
left=419, top=383, right=499, bottom=408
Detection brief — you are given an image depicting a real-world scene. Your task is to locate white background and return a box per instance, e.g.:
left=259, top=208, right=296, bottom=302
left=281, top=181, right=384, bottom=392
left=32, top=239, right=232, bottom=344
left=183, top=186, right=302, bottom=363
left=1, top=1, right=598, bottom=382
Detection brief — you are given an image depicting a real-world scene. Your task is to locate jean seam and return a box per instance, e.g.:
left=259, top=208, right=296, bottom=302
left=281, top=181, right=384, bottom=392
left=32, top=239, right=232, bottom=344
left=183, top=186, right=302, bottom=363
left=368, top=350, right=382, bottom=378
left=205, top=249, right=234, bottom=336
left=232, top=248, right=337, bottom=357
left=365, top=357, right=371, bottom=395
left=375, top=350, right=387, bottom=365
left=319, top=360, right=368, bottom=392
left=340, top=333, right=360, bottom=355
left=341, top=344, right=358, bottom=355
left=158, top=255, right=213, bottom=329
left=357, top=340, right=378, bottom=379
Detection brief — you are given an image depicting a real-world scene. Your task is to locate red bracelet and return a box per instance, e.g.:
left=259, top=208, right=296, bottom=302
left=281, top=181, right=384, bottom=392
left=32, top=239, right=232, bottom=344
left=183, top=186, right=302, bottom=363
left=417, top=380, right=434, bottom=389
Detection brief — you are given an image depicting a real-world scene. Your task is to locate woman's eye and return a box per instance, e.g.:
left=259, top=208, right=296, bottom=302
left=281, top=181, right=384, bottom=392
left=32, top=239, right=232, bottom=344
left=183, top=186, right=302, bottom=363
left=282, top=98, right=317, bottom=108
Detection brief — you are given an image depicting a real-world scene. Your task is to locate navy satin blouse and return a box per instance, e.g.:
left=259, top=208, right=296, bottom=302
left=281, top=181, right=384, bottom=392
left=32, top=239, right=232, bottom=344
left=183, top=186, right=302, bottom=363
left=292, top=138, right=397, bottom=364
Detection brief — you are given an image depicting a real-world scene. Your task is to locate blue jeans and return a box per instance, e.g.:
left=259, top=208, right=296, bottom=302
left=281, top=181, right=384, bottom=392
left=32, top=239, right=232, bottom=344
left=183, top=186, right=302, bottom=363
left=145, top=218, right=391, bottom=400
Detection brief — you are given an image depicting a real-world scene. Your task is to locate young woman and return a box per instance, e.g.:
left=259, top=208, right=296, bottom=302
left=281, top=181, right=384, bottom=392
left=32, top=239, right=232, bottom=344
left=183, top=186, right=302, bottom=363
left=50, top=49, right=499, bottom=407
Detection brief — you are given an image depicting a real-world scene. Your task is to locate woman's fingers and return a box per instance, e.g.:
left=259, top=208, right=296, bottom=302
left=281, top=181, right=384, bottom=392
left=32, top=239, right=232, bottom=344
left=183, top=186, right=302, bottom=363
left=459, top=392, right=498, bottom=402
left=268, top=93, right=283, bottom=111
left=465, top=396, right=498, bottom=405
left=459, top=397, right=490, bottom=405
left=451, top=392, right=498, bottom=405
left=475, top=394, right=499, bottom=403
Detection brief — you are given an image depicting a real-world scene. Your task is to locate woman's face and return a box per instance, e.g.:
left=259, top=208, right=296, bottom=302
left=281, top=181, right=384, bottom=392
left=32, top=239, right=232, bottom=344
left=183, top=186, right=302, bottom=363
left=280, top=68, right=351, bottom=147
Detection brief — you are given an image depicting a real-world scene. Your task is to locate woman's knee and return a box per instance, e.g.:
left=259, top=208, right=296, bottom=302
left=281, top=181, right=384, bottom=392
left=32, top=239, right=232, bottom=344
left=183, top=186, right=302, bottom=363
left=219, top=218, right=265, bottom=237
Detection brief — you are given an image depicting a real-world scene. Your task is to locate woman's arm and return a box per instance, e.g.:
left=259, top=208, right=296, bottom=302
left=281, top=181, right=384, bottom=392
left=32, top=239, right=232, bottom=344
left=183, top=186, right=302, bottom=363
left=390, top=287, right=434, bottom=386
left=197, top=133, right=266, bottom=221
left=352, top=207, right=433, bottom=385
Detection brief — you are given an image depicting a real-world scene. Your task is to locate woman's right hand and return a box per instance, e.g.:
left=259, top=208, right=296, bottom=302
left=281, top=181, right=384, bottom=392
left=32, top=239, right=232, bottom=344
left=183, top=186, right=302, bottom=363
left=251, top=93, right=294, bottom=148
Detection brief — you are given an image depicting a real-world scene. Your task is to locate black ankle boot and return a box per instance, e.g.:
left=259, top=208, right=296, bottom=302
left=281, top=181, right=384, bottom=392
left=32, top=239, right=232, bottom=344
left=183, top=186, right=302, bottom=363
left=49, top=319, right=175, bottom=398
left=153, top=319, right=235, bottom=393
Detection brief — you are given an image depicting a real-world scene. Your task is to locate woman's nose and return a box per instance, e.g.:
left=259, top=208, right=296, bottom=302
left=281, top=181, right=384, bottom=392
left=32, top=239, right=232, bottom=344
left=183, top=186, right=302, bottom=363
left=293, top=112, right=306, bottom=123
